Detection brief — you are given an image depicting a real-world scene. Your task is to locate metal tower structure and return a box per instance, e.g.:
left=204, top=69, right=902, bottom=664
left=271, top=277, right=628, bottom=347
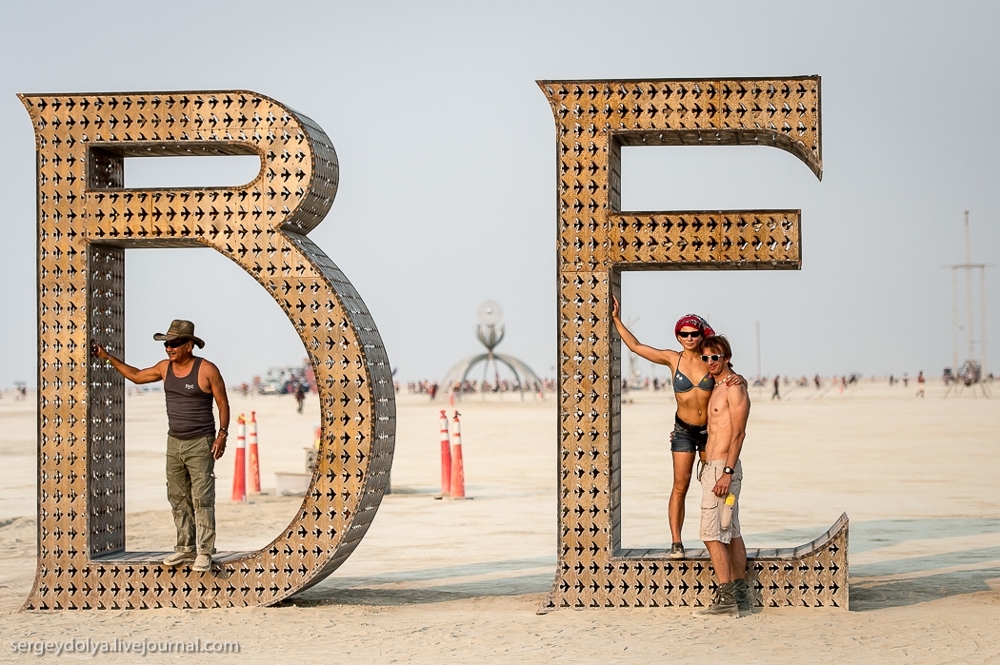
left=946, top=211, right=992, bottom=398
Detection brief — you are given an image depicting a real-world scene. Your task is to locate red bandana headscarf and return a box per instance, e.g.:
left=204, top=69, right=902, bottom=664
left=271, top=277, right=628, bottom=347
left=674, top=314, right=715, bottom=338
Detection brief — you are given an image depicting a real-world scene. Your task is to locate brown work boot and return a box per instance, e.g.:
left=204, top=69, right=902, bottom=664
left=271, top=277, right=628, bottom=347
left=694, top=582, right=739, bottom=617
left=733, top=579, right=752, bottom=617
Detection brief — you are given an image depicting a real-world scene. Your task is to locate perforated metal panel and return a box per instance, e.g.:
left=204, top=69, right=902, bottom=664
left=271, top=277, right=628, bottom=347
left=538, top=77, right=848, bottom=610
left=21, top=90, right=395, bottom=609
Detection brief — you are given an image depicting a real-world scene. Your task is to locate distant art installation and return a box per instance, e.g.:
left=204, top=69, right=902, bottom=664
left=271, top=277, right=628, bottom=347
left=538, top=76, right=849, bottom=610
left=441, top=300, right=544, bottom=400
left=20, top=90, right=395, bottom=609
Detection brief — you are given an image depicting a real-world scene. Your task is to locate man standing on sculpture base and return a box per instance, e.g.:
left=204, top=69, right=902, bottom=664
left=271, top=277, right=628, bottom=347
left=92, top=320, right=230, bottom=572
left=694, top=335, right=753, bottom=618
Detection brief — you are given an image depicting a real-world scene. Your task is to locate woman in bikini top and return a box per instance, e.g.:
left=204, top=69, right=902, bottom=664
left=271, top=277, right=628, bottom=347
left=673, top=353, right=716, bottom=393
left=611, top=298, right=739, bottom=559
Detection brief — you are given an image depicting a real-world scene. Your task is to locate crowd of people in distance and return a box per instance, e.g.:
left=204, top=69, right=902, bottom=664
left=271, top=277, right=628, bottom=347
left=941, top=366, right=994, bottom=387
left=406, top=378, right=556, bottom=400
left=401, top=370, right=979, bottom=403
left=0, top=384, right=29, bottom=400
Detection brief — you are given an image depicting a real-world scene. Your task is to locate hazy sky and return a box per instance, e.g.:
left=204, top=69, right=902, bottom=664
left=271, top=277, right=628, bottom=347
left=1, top=0, right=998, bottom=387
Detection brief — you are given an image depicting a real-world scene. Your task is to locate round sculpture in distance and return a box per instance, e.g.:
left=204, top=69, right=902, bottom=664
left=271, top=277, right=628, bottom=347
left=477, top=300, right=503, bottom=327
left=442, top=300, right=543, bottom=401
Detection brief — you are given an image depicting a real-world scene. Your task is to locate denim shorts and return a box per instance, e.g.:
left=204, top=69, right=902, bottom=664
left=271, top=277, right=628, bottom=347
left=671, top=414, right=707, bottom=453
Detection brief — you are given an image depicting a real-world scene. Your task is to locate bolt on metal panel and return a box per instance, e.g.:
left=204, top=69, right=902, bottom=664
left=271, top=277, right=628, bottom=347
left=20, top=90, right=395, bottom=609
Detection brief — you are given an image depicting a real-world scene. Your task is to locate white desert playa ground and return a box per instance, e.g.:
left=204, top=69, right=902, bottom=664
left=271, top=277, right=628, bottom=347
left=0, top=380, right=998, bottom=664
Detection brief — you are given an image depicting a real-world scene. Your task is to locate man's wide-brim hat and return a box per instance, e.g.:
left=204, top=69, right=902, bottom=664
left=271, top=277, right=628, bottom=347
left=153, top=320, right=205, bottom=348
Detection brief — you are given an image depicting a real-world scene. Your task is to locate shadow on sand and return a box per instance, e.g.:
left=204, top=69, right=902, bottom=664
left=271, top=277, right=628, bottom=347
left=287, top=556, right=555, bottom=607
left=285, top=519, right=1000, bottom=609
left=846, top=518, right=1000, bottom=611
left=851, top=565, right=1000, bottom=611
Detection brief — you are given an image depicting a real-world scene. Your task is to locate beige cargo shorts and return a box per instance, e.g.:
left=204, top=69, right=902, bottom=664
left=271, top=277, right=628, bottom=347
left=700, top=459, right=743, bottom=544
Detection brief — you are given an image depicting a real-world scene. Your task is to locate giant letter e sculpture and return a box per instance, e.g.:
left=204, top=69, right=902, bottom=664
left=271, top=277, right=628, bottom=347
left=21, top=91, right=395, bottom=609
left=539, top=77, right=848, bottom=611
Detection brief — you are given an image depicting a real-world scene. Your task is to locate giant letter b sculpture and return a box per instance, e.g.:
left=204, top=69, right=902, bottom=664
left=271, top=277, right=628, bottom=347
left=21, top=91, right=395, bottom=609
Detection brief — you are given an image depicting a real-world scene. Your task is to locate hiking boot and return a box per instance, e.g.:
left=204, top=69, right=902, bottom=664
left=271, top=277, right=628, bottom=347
left=192, top=554, right=213, bottom=572
left=668, top=542, right=685, bottom=559
left=694, top=582, right=739, bottom=617
left=734, top=579, right=752, bottom=617
left=163, top=551, right=196, bottom=567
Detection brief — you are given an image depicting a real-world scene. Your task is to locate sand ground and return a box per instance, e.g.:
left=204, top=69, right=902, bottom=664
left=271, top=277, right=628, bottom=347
left=1, top=379, right=998, bottom=664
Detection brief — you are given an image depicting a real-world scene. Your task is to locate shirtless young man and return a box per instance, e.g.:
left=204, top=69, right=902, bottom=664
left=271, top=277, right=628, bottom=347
left=693, top=335, right=753, bottom=617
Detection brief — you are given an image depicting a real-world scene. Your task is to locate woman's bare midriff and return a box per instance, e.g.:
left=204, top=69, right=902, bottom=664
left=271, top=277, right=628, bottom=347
left=675, top=391, right=711, bottom=426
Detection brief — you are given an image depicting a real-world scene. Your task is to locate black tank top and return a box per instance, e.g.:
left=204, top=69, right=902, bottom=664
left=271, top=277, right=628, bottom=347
left=164, top=357, right=216, bottom=439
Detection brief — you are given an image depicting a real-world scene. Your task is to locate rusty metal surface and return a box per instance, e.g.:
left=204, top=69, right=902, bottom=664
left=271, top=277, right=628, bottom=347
left=538, top=77, right=847, bottom=610
left=20, top=90, right=395, bottom=609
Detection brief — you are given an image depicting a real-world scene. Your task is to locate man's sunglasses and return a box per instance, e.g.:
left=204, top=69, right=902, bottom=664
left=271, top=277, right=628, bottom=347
left=676, top=331, right=702, bottom=339
left=701, top=354, right=725, bottom=362
left=164, top=339, right=188, bottom=349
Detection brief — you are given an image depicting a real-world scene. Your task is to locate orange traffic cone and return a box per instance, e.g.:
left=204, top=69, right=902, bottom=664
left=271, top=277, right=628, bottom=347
left=248, top=411, right=261, bottom=494
left=437, top=410, right=451, bottom=499
left=231, top=414, right=247, bottom=502
left=450, top=410, right=466, bottom=499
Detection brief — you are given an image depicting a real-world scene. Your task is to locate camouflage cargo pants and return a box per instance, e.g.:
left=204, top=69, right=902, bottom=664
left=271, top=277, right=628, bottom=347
left=165, top=435, right=216, bottom=555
